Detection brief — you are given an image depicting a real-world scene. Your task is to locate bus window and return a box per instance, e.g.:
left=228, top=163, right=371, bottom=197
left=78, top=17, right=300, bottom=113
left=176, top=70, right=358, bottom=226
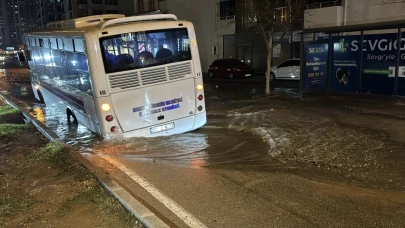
left=30, top=47, right=39, bottom=71
left=33, top=47, right=44, bottom=73
left=64, top=38, right=74, bottom=52
left=74, top=39, right=85, bottom=52
left=50, top=38, right=58, bottom=49
left=42, top=48, right=55, bottom=78
left=51, top=49, right=68, bottom=79
left=65, top=52, right=92, bottom=94
left=100, top=28, right=191, bottom=73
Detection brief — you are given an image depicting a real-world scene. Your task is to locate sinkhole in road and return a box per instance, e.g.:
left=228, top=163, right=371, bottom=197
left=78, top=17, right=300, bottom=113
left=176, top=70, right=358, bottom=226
left=28, top=104, right=278, bottom=169
left=90, top=126, right=278, bottom=169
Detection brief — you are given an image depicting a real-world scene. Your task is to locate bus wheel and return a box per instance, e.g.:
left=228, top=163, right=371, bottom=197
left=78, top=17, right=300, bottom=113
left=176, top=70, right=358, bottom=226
left=66, top=109, right=78, bottom=125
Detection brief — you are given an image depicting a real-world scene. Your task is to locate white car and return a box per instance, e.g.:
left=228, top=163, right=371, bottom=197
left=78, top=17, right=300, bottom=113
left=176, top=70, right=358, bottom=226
left=266, top=59, right=300, bottom=81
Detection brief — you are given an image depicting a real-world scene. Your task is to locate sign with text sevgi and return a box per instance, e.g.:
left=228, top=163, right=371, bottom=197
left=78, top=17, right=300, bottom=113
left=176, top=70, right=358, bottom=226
left=332, top=33, right=405, bottom=95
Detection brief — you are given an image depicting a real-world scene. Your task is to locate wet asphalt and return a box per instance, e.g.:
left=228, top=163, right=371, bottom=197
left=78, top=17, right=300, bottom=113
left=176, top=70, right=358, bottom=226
left=1, top=63, right=405, bottom=227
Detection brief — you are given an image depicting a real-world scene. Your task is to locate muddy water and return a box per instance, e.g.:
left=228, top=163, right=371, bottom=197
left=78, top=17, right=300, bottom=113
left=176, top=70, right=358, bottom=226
left=90, top=126, right=280, bottom=169
left=2, top=70, right=405, bottom=191
left=28, top=102, right=97, bottom=147
left=25, top=94, right=278, bottom=170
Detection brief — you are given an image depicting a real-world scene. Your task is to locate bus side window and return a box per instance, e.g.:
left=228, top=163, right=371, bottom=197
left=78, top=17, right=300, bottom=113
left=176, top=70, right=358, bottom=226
left=30, top=47, right=39, bottom=71
left=41, top=47, right=55, bottom=78
left=51, top=49, right=68, bottom=80
left=65, top=52, right=92, bottom=94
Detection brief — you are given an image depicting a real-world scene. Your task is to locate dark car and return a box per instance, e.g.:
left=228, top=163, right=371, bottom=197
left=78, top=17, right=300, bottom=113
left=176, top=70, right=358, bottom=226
left=208, top=59, right=253, bottom=79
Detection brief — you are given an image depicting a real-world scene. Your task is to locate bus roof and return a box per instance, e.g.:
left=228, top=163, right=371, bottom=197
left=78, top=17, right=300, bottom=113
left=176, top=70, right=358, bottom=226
left=25, top=14, right=180, bottom=37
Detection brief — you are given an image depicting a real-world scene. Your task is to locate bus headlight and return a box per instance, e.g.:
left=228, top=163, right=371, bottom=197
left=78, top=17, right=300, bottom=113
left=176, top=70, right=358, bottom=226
left=196, top=84, right=203, bottom=90
left=101, top=103, right=111, bottom=111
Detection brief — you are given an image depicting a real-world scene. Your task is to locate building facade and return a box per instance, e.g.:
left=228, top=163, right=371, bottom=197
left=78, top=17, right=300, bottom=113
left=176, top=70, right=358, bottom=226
left=0, top=0, right=8, bottom=47
left=305, top=0, right=405, bottom=29
left=135, top=0, right=168, bottom=14
left=65, top=0, right=135, bottom=19
left=221, top=0, right=343, bottom=72
left=0, top=0, right=36, bottom=48
left=34, top=0, right=137, bottom=31
left=36, top=0, right=65, bottom=30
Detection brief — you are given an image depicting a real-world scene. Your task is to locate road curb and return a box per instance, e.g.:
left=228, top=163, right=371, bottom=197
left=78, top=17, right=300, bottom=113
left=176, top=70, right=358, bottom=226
left=0, top=92, right=168, bottom=228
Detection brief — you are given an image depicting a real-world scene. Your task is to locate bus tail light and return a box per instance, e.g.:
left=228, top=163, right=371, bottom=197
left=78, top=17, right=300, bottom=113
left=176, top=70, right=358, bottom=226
left=105, top=115, right=114, bottom=122
left=198, top=95, right=204, bottom=101
left=111, top=126, right=117, bottom=132
left=101, top=103, right=111, bottom=111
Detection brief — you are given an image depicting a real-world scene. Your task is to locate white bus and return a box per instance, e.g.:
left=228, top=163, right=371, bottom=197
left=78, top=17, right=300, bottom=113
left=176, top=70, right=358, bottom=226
left=24, top=14, right=206, bottom=139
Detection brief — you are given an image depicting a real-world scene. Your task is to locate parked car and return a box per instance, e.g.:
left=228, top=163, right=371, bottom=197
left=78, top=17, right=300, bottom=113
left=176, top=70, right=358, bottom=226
left=266, top=59, right=300, bottom=81
left=208, top=59, right=253, bottom=79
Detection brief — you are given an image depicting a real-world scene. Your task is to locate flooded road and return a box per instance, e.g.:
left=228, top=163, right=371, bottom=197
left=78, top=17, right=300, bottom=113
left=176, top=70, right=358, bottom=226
left=13, top=77, right=405, bottom=191
left=2, top=67, right=405, bottom=190
left=2, top=66, right=405, bottom=227
left=91, top=126, right=282, bottom=169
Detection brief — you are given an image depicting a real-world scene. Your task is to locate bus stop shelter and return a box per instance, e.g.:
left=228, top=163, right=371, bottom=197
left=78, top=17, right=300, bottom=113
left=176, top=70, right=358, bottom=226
left=299, top=19, right=405, bottom=101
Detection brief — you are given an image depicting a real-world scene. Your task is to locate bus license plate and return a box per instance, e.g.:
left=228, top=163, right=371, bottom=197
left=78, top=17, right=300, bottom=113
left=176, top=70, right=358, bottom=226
left=150, top=123, right=175, bottom=134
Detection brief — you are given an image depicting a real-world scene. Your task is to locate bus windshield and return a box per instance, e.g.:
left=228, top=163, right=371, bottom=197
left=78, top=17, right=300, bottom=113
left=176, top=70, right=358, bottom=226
left=100, top=28, right=191, bottom=73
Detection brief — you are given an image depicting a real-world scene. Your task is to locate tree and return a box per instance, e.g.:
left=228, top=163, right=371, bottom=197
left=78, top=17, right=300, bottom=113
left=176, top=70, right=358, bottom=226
left=237, top=0, right=310, bottom=95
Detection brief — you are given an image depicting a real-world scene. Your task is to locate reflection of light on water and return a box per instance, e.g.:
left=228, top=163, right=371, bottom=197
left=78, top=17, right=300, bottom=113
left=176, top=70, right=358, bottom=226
left=29, top=102, right=98, bottom=146
left=77, top=125, right=88, bottom=134
left=191, top=158, right=205, bottom=168
left=31, top=107, right=45, bottom=123
left=90, top=133, right=210, bottom=168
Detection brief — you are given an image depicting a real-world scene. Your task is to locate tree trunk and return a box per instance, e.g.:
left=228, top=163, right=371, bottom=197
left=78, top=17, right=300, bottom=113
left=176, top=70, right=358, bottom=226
left=265, top=41, right=273, bottom=95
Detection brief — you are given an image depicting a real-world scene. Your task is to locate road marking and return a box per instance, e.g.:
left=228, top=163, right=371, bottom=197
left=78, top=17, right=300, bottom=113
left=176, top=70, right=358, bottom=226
left=100, top=155, right=207, bottom=228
